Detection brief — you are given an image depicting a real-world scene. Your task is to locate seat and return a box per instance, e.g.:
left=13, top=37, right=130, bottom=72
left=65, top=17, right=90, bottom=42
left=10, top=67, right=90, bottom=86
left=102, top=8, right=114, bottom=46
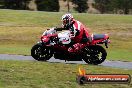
left=93, top=34, right=105, bottom=40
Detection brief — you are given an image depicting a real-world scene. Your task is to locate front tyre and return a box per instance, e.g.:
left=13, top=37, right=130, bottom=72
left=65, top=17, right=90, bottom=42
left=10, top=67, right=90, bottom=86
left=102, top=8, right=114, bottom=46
left=31, top=43, right=53, bottom=61
left=83, top=45, right=107, bottom=65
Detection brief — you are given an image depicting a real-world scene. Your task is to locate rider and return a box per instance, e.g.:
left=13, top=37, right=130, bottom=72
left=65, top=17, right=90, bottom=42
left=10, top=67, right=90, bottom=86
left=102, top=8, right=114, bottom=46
left=59, top=13, right=91, bottom=52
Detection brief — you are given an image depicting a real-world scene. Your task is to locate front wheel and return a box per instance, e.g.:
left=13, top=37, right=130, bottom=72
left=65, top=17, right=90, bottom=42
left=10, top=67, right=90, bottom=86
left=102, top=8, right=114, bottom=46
left=83, top=45, right=107, bottom=65
left=31, top=43, right=53, bottom=61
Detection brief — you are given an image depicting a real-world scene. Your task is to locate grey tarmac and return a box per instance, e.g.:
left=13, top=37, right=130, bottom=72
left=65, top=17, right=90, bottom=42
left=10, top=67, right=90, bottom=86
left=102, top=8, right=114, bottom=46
left=0, top=54, right=132, bottom=70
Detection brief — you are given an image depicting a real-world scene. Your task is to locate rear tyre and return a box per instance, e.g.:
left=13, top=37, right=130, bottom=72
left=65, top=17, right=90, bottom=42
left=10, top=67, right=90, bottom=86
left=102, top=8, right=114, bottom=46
left=83, top=45, right=107, bottom=65
left=31, top=43, right=53, bottom=61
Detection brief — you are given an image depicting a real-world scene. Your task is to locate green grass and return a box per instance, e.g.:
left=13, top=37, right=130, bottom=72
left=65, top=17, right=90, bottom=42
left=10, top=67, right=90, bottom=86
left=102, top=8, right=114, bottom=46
left=0, top=60, right=131, bottom=88
left=0, top=9, right=132, bottom=61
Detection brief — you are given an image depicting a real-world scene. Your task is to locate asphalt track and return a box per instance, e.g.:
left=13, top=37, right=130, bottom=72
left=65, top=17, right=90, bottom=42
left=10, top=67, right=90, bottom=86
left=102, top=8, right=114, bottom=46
left=0, top=54, right=132, bottom=70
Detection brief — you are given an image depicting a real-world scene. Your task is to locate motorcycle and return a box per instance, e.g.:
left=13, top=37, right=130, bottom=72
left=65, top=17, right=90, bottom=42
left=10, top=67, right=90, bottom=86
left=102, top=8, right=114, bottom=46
left=31, top=27, right=110, bottom=65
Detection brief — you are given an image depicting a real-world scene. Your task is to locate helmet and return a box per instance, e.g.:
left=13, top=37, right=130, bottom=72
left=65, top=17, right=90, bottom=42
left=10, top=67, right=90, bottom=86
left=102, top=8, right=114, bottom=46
left=61, top=13, right=73, bottom=27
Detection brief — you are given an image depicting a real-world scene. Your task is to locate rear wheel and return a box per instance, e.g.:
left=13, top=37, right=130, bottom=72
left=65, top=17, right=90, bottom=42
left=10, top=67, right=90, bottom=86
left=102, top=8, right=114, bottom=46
left=83, top=45, right=107, bottom=65
left=31, top=43, right=53, bottom=61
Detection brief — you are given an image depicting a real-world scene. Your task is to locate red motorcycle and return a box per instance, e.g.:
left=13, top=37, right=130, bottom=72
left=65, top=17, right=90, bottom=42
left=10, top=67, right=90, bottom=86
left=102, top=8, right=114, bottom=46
left=31, top=27, right=110, bottom=65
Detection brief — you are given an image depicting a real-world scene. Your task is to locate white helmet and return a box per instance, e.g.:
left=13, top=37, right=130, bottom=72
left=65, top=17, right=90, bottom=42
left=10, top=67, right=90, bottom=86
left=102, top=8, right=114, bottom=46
left=61, top=13, right=74, bottom=27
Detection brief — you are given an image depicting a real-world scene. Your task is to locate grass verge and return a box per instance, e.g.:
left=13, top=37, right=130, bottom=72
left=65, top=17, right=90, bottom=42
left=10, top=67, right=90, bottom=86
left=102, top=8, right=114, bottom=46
left=0, top=60, right=131, bottom=88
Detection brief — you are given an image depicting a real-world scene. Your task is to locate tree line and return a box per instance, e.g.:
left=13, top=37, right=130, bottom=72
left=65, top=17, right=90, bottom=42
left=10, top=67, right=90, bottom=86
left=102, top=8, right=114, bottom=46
left=94, top=0, right=132, bottom=14
left=0, top=0, right=132, bottom=14
left=0, top=0, right=60, bottom=11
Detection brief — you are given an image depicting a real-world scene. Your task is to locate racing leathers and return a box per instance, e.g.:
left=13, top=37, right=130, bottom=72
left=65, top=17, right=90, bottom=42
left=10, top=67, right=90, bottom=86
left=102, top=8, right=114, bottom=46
left=62, top=19, right=91, bottom=52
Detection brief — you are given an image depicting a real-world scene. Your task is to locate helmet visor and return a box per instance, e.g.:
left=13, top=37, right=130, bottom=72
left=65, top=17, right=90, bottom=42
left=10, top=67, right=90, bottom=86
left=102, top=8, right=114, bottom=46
left=62, top=19, right=67, bottom=25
